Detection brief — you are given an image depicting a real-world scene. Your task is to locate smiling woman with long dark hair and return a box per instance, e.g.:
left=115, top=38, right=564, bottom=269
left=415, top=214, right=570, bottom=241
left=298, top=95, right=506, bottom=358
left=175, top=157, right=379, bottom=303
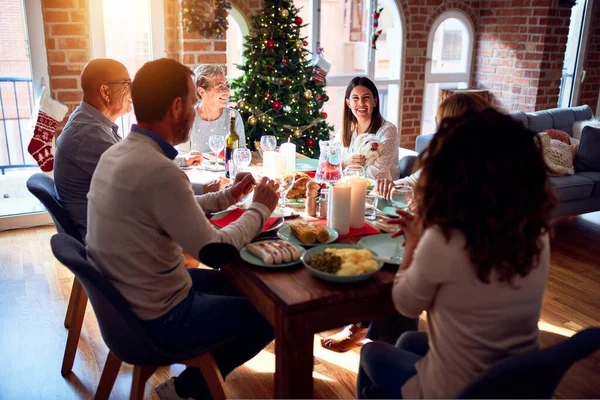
left=357, top=108, right=556, bottom=399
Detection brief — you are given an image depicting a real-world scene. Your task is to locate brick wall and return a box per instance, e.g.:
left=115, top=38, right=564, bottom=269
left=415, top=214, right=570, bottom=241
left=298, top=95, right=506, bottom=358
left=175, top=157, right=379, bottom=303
left=473, top=0, right=571, bottom=113
left=578, top=0, right=600, bottom=113
left=41, top=0, right=91, bottom=116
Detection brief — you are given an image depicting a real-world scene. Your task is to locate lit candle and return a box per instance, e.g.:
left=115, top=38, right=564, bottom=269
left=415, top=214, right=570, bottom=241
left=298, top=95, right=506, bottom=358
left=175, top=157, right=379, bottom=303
left=279, top=137, right=296, bottom=172
left=327, top=182, right=351, bottom=235
left=349, top=177, right=367, bottom=229
left=263, top=151, right=286, bottom=179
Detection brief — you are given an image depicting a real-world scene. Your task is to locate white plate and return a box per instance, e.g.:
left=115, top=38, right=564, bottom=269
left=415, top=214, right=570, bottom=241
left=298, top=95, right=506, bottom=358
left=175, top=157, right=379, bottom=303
left=277, top=224, right=338, bottom=247
left=240, top=242, right=306, bottom=268
left=358, top=234, right=404, bottom=263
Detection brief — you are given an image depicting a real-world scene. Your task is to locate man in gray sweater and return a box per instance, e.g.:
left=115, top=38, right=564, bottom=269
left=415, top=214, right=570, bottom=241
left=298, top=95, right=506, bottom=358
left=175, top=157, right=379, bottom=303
left=87, top=58, right=279, bottom=399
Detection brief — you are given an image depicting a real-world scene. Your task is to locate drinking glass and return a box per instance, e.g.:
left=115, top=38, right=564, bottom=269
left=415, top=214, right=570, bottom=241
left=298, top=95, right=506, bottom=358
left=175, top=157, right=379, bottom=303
left=260, top=135, right=277, bottom=153
left=208, top=135, right=225, bottom=166
left=343, top=165, right=365, bottom=180
left=233, top=148, right=252, bottom=172
left=275, top=172, right=296, bottom=216
left=365, top=194, right=377, bottom=220
left=390, top=186, right=413, bottom=210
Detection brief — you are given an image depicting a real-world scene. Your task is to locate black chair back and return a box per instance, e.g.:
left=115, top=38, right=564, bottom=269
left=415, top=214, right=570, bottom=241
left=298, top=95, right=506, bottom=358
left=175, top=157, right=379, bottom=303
left=458, top=327, right=600, bottom=398
left=26, top=173, right=83, bottom=243
left=50, top=233, right=222, bottom=366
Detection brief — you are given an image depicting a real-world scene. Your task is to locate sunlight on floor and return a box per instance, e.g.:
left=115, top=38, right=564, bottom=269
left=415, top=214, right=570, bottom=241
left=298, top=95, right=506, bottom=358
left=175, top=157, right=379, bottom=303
left=243, top=335, right=363, bottom=382
left=538, top=320, right=577, bottom=337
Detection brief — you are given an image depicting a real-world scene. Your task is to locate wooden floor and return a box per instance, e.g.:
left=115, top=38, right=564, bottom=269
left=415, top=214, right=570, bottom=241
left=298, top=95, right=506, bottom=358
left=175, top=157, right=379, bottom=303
left=0, top=213, right=599, bottom=399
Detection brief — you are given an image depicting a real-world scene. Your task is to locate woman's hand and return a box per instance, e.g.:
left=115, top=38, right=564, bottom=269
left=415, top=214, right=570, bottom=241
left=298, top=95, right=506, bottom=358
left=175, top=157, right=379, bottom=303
left=184, top=150, right=203, bottom=166
left=387, top=209, right=422, bottom=269
left=351, top=154, right=366, bottom=167
left=376, top=179, right=395, bottom=200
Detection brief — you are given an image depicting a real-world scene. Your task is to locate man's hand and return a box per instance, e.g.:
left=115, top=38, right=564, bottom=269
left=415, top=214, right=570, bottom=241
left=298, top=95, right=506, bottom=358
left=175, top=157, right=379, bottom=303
left=351, top=154, right=366, bottom=167
left=230, top=172, right=256, bottom=201
left=184, top=150, right=203, bottom=167
left=252, top=177, right=280, bottom=212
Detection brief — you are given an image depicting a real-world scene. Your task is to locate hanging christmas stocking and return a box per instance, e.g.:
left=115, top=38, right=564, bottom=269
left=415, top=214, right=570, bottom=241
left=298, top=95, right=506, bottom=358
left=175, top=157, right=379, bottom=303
left=27, top=90, right=68, bottom=172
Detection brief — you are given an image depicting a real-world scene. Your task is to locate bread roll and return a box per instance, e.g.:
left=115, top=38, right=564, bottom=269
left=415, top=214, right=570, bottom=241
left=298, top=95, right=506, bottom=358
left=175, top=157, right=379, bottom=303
left=290, top=223, right=317, bottom=245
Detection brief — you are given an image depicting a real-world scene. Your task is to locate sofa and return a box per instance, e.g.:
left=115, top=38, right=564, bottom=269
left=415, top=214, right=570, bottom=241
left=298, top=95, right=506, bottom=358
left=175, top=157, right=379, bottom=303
left=399, top=105, right=600, bottom=217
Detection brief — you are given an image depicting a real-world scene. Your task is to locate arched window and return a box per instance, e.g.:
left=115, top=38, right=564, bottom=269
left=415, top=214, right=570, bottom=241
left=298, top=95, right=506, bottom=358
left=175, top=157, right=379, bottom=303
left=421, top=11, right=474, bottom=134
left=294, top=0, right=403, bottom=133
left=226, top=7, right=249, bottom=78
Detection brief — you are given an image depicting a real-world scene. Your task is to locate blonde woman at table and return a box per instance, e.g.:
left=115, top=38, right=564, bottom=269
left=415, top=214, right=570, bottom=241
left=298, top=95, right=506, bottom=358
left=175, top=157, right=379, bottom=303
left=177, top=64, right=246, bottom=157
left=357, top=109, right=555, bottom=399
left=376, top=92, right=491, bottom=199
left=334, top=76, right=399, bottom=180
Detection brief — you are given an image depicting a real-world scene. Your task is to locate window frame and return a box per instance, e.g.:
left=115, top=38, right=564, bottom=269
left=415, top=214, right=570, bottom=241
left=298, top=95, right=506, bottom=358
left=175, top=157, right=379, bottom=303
left=425, top=10, right=474, bottom=86
left=304, top=0, right=404, bottom=132
left=226, top=6, right=250, bottom=79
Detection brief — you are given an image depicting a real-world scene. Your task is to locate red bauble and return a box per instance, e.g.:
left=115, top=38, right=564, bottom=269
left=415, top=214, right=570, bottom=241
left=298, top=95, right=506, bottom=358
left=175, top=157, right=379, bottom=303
left=294, top=16, right=303, bottom=25
left=320, top=111, right=328, bottom=119
left=272, top=100, right=283, bottom=110
left=303, top=40, right=308, bottom=46
left=266, top=39, right=276, bottom=49
left=265, top=91, right=271, bottom=99
left=305, top=137, right=316, bottom=146
left=374, top=12, right=381, bottom=19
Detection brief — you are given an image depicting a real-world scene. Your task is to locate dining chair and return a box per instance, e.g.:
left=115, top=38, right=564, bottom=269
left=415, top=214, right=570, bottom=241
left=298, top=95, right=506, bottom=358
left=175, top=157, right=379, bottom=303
left=26, top=172, right=88, bottom=376
left=361, top=327, right=600, bottom=399
left=50, top=233, right=227, bottom=400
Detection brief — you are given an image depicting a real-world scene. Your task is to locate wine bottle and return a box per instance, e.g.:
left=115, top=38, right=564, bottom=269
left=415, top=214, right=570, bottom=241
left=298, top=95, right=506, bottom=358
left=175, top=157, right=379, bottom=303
left=224, top=110, right=240, bottom=178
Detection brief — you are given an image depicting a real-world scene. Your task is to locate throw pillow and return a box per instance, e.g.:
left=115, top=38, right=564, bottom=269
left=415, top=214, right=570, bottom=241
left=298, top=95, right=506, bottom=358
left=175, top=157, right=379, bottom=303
left=544, top=129, right=571, bottom=144
left=574, top=126, right=600, bottom=172
left=537, top=132, right=574, bottom=176
left=572, top=117, right=600, bottom=141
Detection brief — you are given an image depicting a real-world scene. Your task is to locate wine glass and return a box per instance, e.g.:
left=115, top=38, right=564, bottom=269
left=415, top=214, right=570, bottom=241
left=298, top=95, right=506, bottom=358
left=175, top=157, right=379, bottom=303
left=260, top=135, right=277, bottom=153
left=208, top=135, right=225, bottom=166
left=343, top=165, right=365, bottom=180
left=275, top=172, right=296, bottom=216
left=233, top=148, right=252, bottom=172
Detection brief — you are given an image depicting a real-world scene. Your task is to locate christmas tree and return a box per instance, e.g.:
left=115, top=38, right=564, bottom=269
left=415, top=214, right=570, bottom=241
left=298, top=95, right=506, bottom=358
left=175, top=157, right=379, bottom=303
left=231, top=0, right=334, bottom=158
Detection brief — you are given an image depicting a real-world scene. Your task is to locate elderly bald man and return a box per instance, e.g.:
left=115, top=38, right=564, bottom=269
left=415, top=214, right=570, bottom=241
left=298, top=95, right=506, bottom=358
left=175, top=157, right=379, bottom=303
left=54, top=59, right=133, bottom=239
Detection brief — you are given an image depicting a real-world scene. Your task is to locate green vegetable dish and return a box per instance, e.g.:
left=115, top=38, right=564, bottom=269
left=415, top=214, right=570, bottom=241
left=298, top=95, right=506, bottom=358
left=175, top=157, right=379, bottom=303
left=305, top=253, right=342, bottom=274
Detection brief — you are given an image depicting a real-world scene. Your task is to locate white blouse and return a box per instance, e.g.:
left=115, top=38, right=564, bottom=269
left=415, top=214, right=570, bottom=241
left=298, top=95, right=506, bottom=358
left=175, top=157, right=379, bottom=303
left=334, top=120, right=399, bottom=180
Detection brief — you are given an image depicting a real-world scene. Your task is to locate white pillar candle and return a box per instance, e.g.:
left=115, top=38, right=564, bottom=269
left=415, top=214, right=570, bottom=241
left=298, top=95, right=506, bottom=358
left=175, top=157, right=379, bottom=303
left=349, top=177, right=367, bottom=229
left=327, top=182, right=351, bottom=235
left=279, top=139, right=296, bottom=173
left=263, top=151, right=286, bottom=179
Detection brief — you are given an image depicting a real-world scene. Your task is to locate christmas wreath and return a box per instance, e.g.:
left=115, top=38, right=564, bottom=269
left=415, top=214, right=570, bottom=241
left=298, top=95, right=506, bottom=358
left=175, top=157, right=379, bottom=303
left=182, top=0, right=232, bottom=39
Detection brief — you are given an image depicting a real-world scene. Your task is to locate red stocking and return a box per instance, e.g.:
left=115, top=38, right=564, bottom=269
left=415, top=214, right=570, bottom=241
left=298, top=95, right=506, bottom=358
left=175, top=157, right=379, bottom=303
left=27, top=91, right=67, bottom=172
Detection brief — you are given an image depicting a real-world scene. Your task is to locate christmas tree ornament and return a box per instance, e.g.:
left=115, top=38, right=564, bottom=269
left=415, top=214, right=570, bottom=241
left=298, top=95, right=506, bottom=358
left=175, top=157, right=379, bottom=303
left=27, top=89, right=68, bottom=172
left=280, top=8, right=289, bottom=17
left=312, top=47, right=331, bottom=84
left=264, top=91, right=271, bottom=100
left=294, top=129, right=303, bottom=137
left=320, top=111, right=328, bottom=119
left=371, top=7, right=384, bottom=49
left=271, top=100, right=283, bottom=110
left=294, top=16, right=303, bottom=25
left=238, top=100, right=247, bottom=109
left=248, top=116, right=257, bottom=126
left=305, top=137, right=316, bottom=146
left=303, top=40, right=308, bottom=46
left=266, top=39, right=276, bottom=49
left=295, top=40, right=303, bottom=49
left=303, top=89, right=313, bottom=99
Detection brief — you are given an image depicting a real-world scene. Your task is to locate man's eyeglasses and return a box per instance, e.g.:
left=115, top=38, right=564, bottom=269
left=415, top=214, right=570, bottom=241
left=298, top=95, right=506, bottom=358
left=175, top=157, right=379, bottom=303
left=104, top=80, right=132, bottom=87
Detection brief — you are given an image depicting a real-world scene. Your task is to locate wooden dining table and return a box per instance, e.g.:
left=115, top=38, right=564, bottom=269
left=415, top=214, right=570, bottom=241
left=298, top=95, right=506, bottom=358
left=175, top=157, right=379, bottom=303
left=188, top=152, right=401, bottom=398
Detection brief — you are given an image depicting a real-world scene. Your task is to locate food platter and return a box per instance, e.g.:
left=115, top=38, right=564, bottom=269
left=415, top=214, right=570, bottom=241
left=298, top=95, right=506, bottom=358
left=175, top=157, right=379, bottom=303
left=277, top=224, right=338, bottom=247
left=241, top=240, right=305, bottom=268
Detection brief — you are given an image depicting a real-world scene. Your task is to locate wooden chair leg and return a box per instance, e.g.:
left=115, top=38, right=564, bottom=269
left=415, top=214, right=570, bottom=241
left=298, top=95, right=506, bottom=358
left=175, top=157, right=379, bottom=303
left=191, top=353, right=226, bottom=400
left=130, top=365, right=158, bottom=400
left=94, top=352, right=123, bottom=400
left=61, top=288, right=88, bottom=376
left=64, top=279, right=83, bottom=328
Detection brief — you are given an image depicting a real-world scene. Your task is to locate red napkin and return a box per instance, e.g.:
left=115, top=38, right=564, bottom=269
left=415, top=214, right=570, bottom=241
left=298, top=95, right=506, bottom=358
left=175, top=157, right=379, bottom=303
left=313, top=219, right=379, bottom=239
left=305, top=171, right=316, bottom=178
left=210, top=208, right=279, bottom=231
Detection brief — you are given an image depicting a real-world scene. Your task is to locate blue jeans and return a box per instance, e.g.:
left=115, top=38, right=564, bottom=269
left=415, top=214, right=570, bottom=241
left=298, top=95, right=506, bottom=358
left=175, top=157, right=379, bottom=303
left=357, top=331, right=429, bottom=399
left=142, top=268, right=274, bottom=399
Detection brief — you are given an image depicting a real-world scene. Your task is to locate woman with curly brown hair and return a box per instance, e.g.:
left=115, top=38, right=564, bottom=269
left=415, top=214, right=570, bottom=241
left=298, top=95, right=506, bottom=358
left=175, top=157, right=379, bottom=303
left=357, top=108, right=556, bottom=399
